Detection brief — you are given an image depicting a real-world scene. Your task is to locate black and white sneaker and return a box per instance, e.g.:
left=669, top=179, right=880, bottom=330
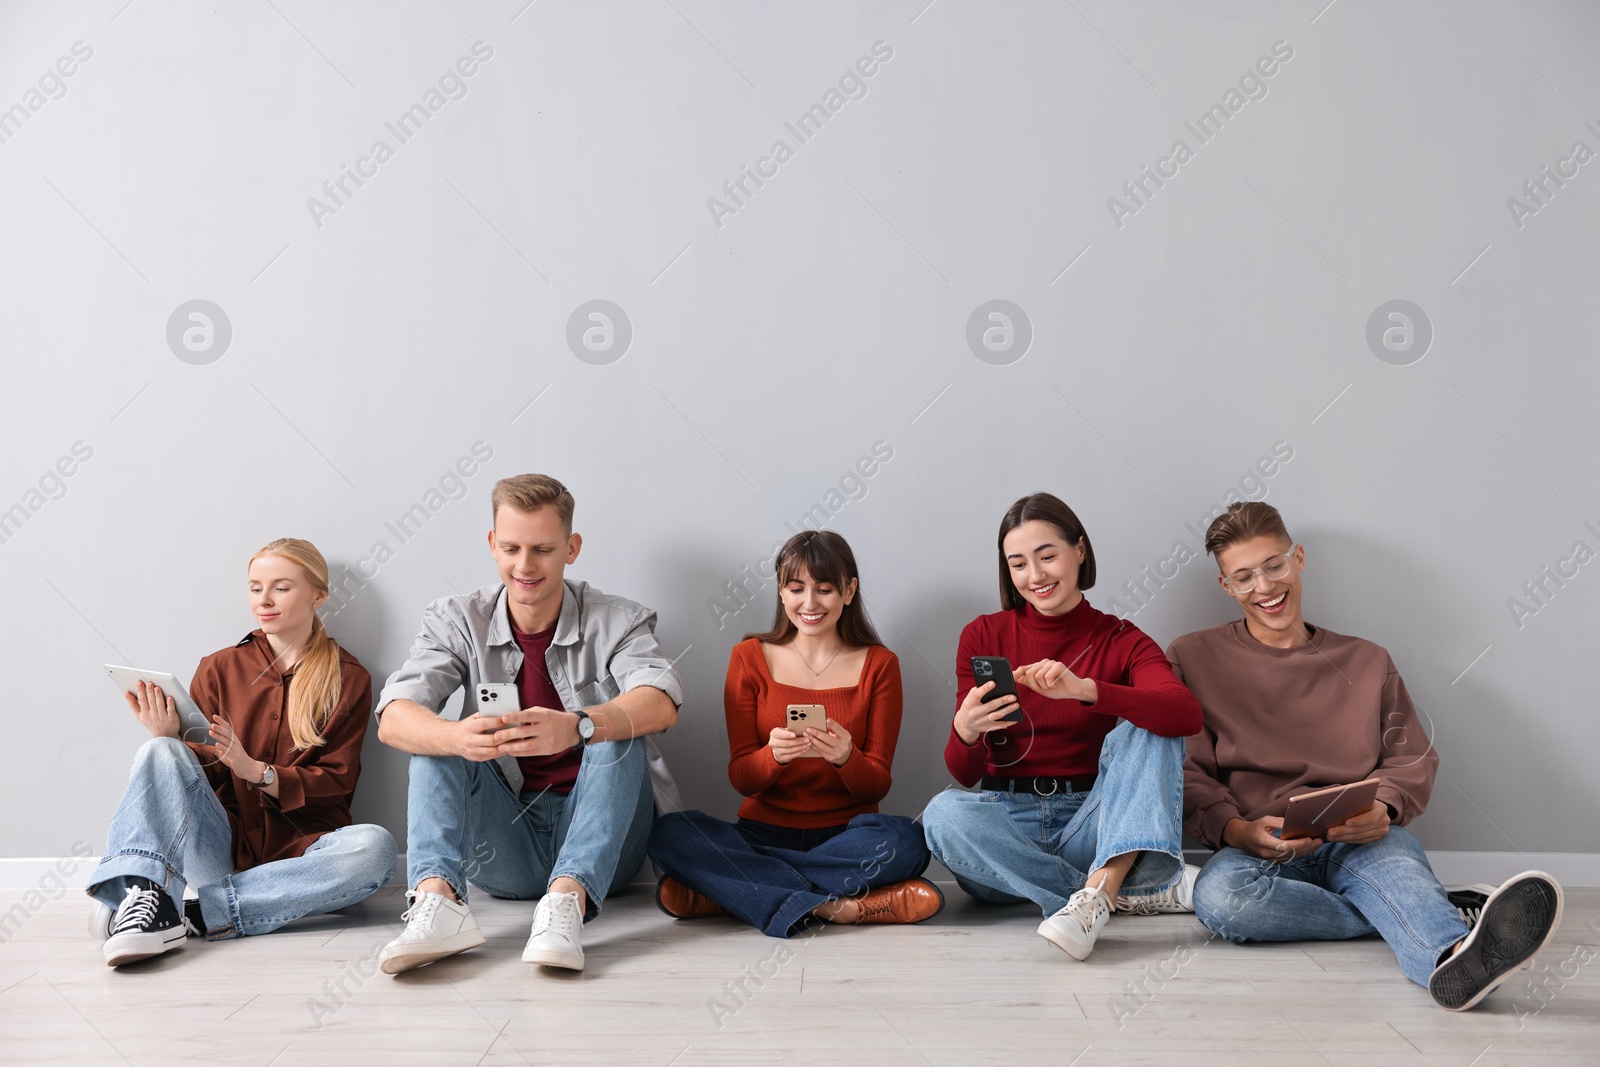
left=1429, top=871, right=1562, bottom=1011
left=102, top=880, right=190, bottom=967
left=1444, top=883, right=1496, bottom=929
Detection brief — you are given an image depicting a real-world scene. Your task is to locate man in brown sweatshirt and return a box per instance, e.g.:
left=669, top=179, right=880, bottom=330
left=1169, top=502, right=1562, bottom=1010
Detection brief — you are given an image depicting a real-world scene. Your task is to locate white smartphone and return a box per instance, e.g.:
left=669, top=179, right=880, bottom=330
left=475, top=682, right=520, bottom=719
left=104, top=665, right=216, bottom=745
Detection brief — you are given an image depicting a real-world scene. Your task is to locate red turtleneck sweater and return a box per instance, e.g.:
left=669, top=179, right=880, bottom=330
left=944, top=598, right=1201, bottom=786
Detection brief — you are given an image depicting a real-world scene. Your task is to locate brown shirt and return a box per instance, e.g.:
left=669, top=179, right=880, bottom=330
left=186, top=631, right=372, bottom=870
left=1169, top=620, right=1439, bottom=850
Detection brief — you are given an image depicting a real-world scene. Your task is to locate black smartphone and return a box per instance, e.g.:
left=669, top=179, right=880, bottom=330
left=970, top=656, right=1023, bottom=722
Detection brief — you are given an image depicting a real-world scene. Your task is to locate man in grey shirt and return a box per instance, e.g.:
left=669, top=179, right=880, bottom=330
left=375, top=474, right=683, bottom=974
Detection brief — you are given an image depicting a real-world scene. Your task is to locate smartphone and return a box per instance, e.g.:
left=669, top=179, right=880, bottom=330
left=970, top=656, right=1022, bottom=722
left=475, top=683, right=519, bottom=720
left=785, top=704, right=828, bottom=757
left=1281, top=779, right=1381, bottom=839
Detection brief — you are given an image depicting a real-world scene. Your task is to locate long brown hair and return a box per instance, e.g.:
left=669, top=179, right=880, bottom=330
left=250, top=538, right=344, bottom=749
left=996, top=493, right=1097, bottom=611
left=746, top=530, right=883, bottom=649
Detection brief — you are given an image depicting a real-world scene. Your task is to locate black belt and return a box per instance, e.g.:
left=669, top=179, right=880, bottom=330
left=980, top=773, right=1096, bottom=797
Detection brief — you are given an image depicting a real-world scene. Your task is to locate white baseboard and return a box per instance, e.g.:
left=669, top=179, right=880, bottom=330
left=1422, top=851, right=1600, bottom=888
left=5, top=851, right=1598, bottom=892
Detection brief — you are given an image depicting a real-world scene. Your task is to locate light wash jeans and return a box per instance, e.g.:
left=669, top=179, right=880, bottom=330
left=1193, top=825, right=1469, bottom=986
left=87, top=737, right=396, bottom=940
left=921, top=719, right=1186, bottom=916
left=405, top=735, right=653, bottom=921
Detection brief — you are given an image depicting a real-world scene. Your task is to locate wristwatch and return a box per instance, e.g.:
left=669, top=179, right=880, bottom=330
left=573, top=709, right=596, bottom=746
left=256, top=764, right=277, bottom=789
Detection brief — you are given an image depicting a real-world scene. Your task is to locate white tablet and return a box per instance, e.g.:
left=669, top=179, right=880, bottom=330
left=104, top=665, right=216, bottom=745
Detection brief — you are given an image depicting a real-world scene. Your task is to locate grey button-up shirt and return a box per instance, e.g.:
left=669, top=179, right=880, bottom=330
left=376, top=579, right=683, bottom=811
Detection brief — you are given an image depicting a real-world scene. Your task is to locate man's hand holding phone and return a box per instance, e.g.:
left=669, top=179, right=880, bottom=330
left=454, top=714, right=505, bottom=761
left=493, top=707, right=581, bottom=756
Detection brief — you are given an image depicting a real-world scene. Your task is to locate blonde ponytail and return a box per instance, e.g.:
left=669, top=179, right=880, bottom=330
left=250, top=538, right=344, bottom=749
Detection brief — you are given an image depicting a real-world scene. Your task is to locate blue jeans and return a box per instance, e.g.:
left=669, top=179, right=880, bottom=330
left=921, top=720, right=1186, bottom=916
left=1193, top=825, right=1469, bottom=986
left=648, top=811, right=932, bottom=938
left=405, top=736, right=653, bottom=920
left=87, top=737, right=396, bottom=940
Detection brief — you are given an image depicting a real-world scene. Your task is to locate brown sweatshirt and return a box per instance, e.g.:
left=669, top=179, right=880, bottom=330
left=1167, top=620, right=1438, bottom=850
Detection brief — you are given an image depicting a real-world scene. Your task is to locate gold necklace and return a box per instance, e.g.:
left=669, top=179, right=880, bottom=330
left=793, top=642, right=844, bottom=677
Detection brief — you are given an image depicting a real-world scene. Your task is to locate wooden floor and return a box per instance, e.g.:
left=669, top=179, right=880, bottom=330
left=1, top=884, right=1596, bottom=1066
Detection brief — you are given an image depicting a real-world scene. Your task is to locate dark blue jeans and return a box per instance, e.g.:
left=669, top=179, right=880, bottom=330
left=648, top=810, right=931, bottom=938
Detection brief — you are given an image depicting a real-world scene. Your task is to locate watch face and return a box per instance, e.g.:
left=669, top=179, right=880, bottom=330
left=578, top=716, right=595, bottom=739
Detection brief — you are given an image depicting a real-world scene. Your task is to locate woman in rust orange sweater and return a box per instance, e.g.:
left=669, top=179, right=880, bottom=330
left=648, top=531, right=941, bottom=937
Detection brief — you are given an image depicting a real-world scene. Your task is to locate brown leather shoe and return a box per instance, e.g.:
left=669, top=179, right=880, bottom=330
left=655, top=876, right=725, bottom=920
left=853, top=878, right=945, bottom=925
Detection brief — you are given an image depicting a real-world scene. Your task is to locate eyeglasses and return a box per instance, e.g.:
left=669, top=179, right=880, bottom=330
left=1223, top=546, right=1298, bottom=594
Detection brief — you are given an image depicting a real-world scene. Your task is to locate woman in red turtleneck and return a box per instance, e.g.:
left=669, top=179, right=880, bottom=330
left=921, top=492, right=1203, bottom=962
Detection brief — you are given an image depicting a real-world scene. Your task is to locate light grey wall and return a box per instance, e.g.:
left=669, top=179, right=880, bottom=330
left=2, top=1, right=1595, bottom=860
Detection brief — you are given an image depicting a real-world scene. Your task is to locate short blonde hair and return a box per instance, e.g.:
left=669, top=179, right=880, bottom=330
left=491, top=474, right=574, bottom=531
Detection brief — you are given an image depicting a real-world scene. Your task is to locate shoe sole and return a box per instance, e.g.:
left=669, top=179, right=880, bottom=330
left=378, top=928, right=486, bottom=975
left=1429, top=872, right=1562, bottom=1011
left=1037, top=919, right=1096, bottom=961
left=104, top=929, right=187, bottom=967
left=521, top=945, right=584, bottom=970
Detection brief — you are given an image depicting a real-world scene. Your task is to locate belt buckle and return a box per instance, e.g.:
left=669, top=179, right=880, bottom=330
left=1034, top=776, right=1058, bottom=797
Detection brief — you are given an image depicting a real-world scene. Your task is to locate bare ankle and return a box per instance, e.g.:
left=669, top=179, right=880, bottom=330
left=548, top=876, right=588, bottom=913
left=415, top=877, right=457, bottom=902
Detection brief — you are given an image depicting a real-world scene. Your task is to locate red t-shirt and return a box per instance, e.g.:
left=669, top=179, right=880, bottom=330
left=944, top=598, right=1201, bottom=786
left=513, top=624, right=581, bottom=796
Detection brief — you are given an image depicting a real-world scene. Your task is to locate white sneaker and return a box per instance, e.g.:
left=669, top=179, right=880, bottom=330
left=1039, top=884, right=1111, bottom=961
left=521, top=891, right=585, bottom=970
left=1117, top=864, right=1200, bottom=915
left=88, top=898, right=115, bottom=942
left=378, top=890, right=485, bottom=975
